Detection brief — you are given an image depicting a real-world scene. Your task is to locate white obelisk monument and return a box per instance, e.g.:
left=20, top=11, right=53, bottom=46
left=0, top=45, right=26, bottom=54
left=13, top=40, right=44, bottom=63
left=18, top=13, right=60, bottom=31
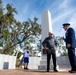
left=38, top=10, right=53, bottom=70
left=42, top=10, right=53, bottom=54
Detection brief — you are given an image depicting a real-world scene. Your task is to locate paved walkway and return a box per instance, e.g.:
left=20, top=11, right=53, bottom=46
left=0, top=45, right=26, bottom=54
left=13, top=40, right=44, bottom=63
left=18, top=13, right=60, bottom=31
left=0, top=69, right=76, bottom=75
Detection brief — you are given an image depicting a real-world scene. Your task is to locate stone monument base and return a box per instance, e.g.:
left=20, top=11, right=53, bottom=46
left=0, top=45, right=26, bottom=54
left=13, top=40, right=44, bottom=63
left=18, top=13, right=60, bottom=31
left=0, top=54, right=16, bottom=69
left=38, top=55, right=59, bottom=70
left=38, top=55, right=70, bottom=70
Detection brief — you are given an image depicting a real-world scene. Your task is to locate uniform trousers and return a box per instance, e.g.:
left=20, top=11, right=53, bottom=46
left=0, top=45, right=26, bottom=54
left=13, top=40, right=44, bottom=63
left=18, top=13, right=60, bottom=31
left=47, top=49, right=56, bottom=71
left=68, top=47, right=76, bottom=71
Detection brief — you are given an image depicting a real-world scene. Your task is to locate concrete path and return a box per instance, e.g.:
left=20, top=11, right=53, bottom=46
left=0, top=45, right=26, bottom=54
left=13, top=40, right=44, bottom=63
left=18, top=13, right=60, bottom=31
left=0, top=69, right=76, bottom=75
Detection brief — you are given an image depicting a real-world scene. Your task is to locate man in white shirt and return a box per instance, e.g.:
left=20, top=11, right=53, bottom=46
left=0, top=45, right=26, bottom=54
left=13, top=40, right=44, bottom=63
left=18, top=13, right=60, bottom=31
left=23, top=46, right=30, bottom=70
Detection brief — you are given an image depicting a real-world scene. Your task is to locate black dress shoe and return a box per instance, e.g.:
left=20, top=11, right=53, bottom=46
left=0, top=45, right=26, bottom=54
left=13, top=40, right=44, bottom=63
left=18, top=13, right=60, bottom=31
left=54, top=69, right=58, bottom=72
left=68, top=69, right=74, bottom=72
left=24, top=68, right=27, bottom=70
left=47, top=70, right=49, bottom=72
left=24, top=67, right=29, bottom=70
left=69, top=70, right=76, bottom=73
left=69, top=70, right=72, bottom=72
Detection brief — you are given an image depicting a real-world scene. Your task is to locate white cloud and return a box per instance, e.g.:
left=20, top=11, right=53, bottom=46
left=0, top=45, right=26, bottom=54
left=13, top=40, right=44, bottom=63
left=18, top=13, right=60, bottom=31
left=54, top=29, right=65, bottom=37
left=22, top=2, right=30, bottom=15
left=14, top=1, right=32, bottom=22
left=50, top=0, right=70, bottom=14
left=53, top=9, right=74, bottom=24
left=68, top=12, right=76, bottom=30
left=52, top=0, right=72, bottom=24
left=51, top=0, right=76, bottom=37
left=53, top=10, right=76, bottom=36
left=59, top=0, right=70, bottom=9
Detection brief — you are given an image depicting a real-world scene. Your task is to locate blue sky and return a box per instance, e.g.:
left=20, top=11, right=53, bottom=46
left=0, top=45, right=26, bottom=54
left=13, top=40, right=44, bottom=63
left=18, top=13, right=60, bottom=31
left=2, top=0, right=76, bottom=36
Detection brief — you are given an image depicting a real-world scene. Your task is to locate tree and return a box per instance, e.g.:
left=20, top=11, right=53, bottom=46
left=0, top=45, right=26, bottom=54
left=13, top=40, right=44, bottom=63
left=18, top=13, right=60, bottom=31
left=56, top=36, right=68, bottom=56
left=0, top=0, right=41, bottom=55
left=37, top=40, right=42, bottom=52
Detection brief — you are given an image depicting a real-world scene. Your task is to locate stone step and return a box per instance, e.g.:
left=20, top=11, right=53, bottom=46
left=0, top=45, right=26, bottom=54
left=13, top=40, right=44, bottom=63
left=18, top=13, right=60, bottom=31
left=38, top=56, right=71, bottom=70
left=40, top=61, right=53, bottom=65
left=38, top=65, right=53, bottom=70
left=41, top=56, right=58, bottom=60
left=38, top=65, right=59, bottom=70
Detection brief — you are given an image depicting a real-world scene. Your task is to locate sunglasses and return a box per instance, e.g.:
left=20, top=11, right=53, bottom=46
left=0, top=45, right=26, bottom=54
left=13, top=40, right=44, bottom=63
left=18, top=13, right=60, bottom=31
left=49, top=34, right=53, bottom=35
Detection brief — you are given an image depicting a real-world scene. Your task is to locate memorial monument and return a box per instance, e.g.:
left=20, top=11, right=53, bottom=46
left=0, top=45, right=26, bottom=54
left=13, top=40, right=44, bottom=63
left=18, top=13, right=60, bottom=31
left=42, top=10, right=53, bottom=54
left=38, top=10, right=53, bottom=70
left=38, top=10, right=70, bottom=70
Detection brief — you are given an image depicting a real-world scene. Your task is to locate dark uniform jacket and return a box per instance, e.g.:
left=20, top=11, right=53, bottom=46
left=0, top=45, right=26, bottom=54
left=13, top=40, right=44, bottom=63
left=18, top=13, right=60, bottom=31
left=42, top=37, right=58, bottom=49
left=65, top=27, right=76, bottom=48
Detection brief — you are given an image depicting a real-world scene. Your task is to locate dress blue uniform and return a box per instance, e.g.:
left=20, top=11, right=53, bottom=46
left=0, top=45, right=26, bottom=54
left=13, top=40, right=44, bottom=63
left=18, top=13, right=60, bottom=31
left=63, top=23, right=76, bottom=71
